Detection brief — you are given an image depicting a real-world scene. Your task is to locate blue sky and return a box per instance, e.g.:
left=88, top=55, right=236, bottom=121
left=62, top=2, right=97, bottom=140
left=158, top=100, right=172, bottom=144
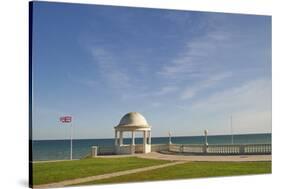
left=32, top=2, right=271, bottom=140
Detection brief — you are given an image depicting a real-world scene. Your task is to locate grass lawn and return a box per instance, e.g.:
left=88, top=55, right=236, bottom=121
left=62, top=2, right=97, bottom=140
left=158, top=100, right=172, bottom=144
left=32, top=157, right=169, bottom=185
left=82, top=161, right=271, bottom=185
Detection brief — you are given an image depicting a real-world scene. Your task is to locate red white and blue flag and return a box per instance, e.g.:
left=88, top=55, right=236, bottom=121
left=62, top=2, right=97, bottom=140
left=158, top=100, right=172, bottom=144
left=60, top=116, right=72, bottom=123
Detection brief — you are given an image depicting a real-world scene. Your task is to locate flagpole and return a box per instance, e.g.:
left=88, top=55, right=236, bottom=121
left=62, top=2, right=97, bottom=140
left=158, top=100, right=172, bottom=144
left=60, top=116, right=73, bottom=160
left=70, top=121, right=73, bottom=160
left=230, top=115, right=234, bottom=144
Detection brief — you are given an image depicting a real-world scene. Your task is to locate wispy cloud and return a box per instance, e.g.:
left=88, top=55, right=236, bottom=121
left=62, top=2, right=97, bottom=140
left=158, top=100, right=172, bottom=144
left=122, top=86, right=178, bottom=100
left=153, top=86, right=179, bottom=96
left=91, top=47, right=131, bottom=90
left=191, top=78, right=271, bottom=112
left=158, top=30, right=231, bottom=80
left=175, top=78, right=272, bottom=134
left=180, top=72, right=232, bottom=100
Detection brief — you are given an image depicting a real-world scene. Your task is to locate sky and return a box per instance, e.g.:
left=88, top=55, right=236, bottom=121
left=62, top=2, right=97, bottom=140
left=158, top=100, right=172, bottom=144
left=31, top=2, right=272, bottom=140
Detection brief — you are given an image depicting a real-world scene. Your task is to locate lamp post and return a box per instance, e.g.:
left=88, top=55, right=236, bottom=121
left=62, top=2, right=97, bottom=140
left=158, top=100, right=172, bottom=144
left=168, top=131, right=172, bottom=145
left=204, top=129, right=208, bottom=145
left=230, top=115, right=234, bottom=144
left=204, top=129, right=208, bottom=154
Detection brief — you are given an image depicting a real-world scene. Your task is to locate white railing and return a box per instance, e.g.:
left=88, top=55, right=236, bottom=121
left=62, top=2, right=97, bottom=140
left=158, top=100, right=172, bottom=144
left=93, top=144, right=166, bottom=156
left=169, top=144, right=271, bottom=155
left=151, top=144, right=169, bottom=152
left=169, top=144, right=204, bottom=153
left=97, top=146, right=115, bottom=155
left=89, top=143, right=271, bottom=157
left=207, top=145, right=240, bottom=154
left=243, top=144, right=271, bottom=154
left=183, top=144, right=204, bottom=153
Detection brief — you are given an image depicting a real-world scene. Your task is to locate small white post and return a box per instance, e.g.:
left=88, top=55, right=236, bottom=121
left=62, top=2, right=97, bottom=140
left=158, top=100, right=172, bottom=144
left=91, top=146, right=98, bottom=157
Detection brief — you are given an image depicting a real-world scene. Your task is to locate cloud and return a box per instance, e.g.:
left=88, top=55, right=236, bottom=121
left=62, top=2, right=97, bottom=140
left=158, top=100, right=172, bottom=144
left=175, top=78, right=272, bottom=134
left=157, top=29, right=232, bottom=80
left=180, top=72, right=232, bottom=100
left=191, top=78, right=271, bottom=112
left=153, top=86, right=179, bottom=96
left=91, top=47, right=131, bottom=90
left=121, top=86, right=179, bottom=100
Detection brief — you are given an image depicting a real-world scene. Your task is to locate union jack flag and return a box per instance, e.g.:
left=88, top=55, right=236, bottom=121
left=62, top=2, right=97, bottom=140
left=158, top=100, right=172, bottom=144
left=60, top=116, right=72, bottom=123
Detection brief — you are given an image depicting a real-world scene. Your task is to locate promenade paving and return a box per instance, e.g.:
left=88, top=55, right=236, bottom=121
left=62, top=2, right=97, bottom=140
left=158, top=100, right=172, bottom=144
left=137, top=152, right=272, bottom=162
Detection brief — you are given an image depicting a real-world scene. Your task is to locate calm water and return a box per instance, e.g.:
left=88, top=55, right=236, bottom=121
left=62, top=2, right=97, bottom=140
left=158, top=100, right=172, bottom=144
left=32, top=133, right=271, bottom=161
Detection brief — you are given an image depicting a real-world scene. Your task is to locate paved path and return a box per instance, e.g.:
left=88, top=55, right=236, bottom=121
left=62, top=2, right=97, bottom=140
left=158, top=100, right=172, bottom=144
left=33, top=161, right=185, bottom=188
left=32, top=159, right=79, bottom=164
left=137, top=152, right=272, bottom=162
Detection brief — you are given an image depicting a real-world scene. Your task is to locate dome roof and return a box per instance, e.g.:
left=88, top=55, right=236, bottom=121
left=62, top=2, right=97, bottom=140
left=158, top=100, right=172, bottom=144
left=116, top=112, right=150, bottom=128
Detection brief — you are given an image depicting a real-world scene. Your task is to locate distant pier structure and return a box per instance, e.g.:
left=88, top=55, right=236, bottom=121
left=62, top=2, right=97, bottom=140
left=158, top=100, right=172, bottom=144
left=114, top=112, right=151, bottom=154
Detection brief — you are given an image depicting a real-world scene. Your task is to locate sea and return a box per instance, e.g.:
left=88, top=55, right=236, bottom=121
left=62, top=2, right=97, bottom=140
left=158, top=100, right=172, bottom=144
left=32, top=133, right=271, bottom=161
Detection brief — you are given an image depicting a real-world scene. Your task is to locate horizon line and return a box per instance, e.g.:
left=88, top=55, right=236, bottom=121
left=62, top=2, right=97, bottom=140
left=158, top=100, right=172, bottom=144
left=32, top=132, right=272, bottom=141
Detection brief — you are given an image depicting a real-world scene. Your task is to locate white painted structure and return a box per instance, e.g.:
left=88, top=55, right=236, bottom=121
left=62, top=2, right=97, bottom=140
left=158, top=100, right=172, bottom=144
left=91, top=143, right=271, bottom=157
left=169, top=143, right=271, bottom=155
left=114, top=112, right=151, bottom=154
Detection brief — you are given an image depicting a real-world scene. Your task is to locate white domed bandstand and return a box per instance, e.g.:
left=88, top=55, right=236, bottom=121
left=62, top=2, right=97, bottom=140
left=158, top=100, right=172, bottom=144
left=114, top=112, right=151, bottom=154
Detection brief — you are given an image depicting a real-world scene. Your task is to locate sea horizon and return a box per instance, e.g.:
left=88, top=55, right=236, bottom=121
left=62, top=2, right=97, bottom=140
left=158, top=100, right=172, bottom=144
left=32, top=132, right=272, bottom=141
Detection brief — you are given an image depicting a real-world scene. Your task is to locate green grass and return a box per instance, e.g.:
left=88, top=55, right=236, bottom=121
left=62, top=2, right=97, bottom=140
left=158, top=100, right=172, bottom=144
left=82, top=161, right=271, bottom=185
left=32, top=157, right=169, bottom=185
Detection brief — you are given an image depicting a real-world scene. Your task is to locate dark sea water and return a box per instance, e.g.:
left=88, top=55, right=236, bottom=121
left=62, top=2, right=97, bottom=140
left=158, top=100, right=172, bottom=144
left=32, top=133, right=271, bottom=161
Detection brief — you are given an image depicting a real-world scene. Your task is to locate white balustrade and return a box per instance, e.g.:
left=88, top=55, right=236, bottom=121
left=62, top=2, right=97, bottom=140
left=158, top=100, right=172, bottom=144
left=168, top=144, right=271, bottom=155
left=90, top=143, right=271, bottom=157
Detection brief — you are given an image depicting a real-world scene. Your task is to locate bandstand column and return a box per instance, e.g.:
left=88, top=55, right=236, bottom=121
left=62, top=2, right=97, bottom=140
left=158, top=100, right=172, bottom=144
left=119, top=131, right=123, bottom=145
left=114, top=129, right=118, bottom=145
left=131, top=131, right=135, bottom=145
left=143, top=130, right=147, bottom=153
left=143, top=131, right=147, bottom=145
left=148, top=130, right=151, bottom=144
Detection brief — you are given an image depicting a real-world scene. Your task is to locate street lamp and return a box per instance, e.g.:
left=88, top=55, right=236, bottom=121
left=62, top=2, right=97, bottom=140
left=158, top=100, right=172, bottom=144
left=204, top=129, right=208, bottom=145
left=168, top=131, right=172, bottom=145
